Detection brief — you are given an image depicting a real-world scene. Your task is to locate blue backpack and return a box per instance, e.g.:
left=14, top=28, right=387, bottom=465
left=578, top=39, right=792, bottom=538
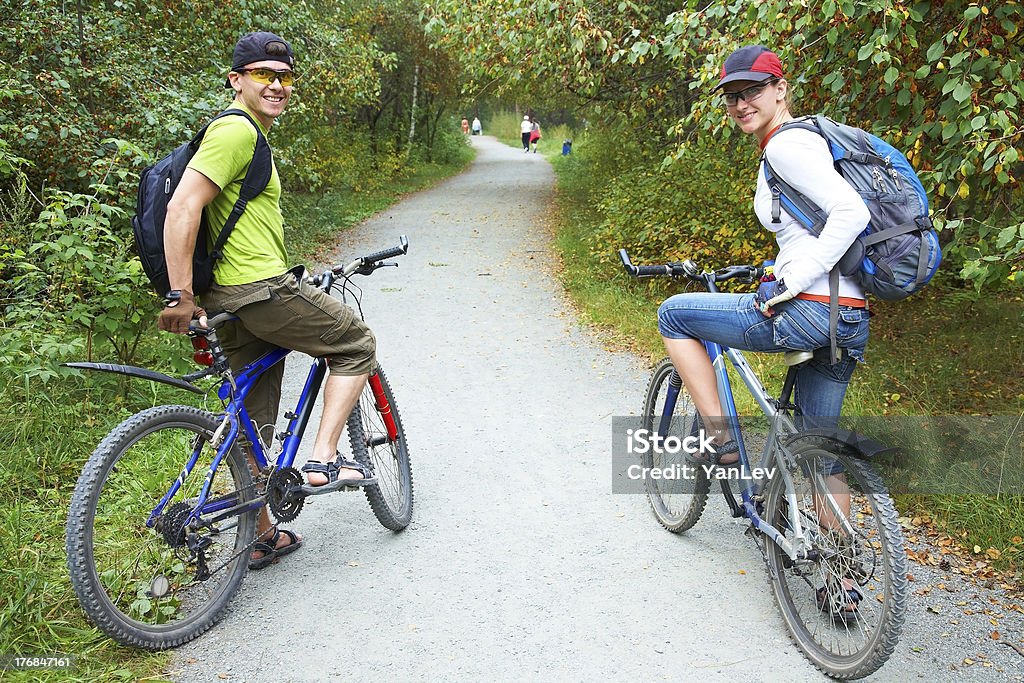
left=762, top=115, right=942, bottom=360
left=132, top=109, right=272, bottom=297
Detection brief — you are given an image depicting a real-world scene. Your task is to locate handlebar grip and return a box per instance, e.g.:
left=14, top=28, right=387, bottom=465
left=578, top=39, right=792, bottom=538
left=189, top=313, right=238, bottom=334
left=634, top=265, right=673, bottom=277
left=359, top=235, right=409, bottom=266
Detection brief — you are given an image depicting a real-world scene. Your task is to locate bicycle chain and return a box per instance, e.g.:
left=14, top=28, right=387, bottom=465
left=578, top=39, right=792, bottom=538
left=169, top=473, right=270, bottom=581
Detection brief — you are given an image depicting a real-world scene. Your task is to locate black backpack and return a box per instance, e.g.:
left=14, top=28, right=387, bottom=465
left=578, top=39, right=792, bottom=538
left=132, top=108, right=272, bottom=297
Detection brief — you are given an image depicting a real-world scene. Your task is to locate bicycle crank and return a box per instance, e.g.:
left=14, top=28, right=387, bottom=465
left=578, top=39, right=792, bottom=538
left=267, top=466, right=305, bottom=522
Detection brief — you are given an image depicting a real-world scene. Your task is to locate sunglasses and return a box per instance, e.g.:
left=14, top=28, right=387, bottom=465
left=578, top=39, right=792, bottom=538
left=721, top=79, right=778, bottom=106
left=237, top=68, right=296, bottom=87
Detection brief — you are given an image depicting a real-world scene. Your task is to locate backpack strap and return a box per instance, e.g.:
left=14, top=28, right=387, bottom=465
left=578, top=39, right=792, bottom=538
left=827, top=268, right=841, bottom=364
left=201, top=109, right=274, bottom=261
left=762, top=157, right=828, bottom=233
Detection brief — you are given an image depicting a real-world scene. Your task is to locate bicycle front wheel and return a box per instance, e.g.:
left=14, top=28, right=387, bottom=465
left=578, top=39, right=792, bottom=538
left=763, top=445, right=908, bottom=679
left=641, top=357, right=711, bottom=533
left=349, top=366, right=413, bottom=530
left=66, top=405, right=257, bottom=649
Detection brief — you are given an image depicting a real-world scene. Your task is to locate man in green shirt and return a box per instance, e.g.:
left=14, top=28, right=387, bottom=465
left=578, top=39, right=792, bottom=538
left=159, top=32, right=376, bottom=569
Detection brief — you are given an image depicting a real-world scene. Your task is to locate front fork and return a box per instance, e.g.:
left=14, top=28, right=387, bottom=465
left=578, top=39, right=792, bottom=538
left=367, top=371, right=398, bottom=441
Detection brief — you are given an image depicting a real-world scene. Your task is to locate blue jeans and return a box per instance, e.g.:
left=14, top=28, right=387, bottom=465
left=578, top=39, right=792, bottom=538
left=657, top=293, right=869, bottom=421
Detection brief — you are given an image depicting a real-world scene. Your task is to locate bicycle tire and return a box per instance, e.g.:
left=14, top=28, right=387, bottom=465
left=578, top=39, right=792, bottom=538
left=66, top=405, right=257, bottom=649
left=348, top=366, right=413, bottom=530
left=762, top=445, right=908, bottom=679
left=640, top=357, right=711, bottom=533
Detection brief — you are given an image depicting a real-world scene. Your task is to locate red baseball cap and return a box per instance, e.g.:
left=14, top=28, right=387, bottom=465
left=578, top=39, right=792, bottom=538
left=715, top=45, right=784, bottom=90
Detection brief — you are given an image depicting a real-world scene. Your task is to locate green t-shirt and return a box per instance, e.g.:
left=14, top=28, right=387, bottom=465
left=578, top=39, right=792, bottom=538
left=187, top=104, right=288, bottom=286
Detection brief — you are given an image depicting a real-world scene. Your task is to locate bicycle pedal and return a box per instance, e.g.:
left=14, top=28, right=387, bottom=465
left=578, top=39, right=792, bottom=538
left=299, top=477, right=376, bottom=496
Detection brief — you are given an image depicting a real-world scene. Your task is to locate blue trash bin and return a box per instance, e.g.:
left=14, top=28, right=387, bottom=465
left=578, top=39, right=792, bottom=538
left=562, top=140, right=572, bottom=155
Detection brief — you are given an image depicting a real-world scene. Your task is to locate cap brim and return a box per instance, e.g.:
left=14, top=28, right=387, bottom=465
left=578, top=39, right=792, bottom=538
left=714, top=71, right=774, bottom=91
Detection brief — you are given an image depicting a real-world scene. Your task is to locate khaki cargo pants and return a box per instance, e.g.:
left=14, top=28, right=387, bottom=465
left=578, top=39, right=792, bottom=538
left=201, top=269, right=376, bottom=447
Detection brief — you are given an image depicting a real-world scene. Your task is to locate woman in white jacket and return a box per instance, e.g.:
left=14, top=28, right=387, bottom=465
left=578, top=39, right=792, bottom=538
left=657, top=44, right=871, bottom=620
left=658, top=45, right=870, bottom=463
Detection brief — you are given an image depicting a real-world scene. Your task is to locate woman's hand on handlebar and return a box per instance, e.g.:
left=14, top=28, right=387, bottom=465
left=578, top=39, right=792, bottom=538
left=753, top=278, right=794, bottom=317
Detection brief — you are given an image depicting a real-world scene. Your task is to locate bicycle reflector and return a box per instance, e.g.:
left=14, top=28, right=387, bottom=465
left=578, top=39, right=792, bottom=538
left=190, top=336, right=214, bottom=367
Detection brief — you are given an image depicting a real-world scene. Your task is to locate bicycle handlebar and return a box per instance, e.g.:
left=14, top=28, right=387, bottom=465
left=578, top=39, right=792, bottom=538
left=188, top=237, right=410, bottom=336
left=331, top=235, right=409, bottom=278
left=351, top=235, right=409, bottom=272
left=618, top=248, right=762, bottom=286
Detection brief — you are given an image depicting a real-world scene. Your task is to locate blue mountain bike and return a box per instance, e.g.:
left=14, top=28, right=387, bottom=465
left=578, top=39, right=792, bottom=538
left=65, top=238, right=413, bottom=649
left=620, top=250, right=908, bottom=680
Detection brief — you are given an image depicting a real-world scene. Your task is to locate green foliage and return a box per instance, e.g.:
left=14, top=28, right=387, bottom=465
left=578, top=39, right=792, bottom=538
left=428, top=0, right=1024, bottom=290
left=3, top=178, right=157, bottom=371
left=553, top=125, right=772, bottom=270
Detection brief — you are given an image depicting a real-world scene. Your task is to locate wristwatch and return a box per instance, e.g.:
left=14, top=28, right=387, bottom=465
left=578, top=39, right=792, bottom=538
left=164, top=290, right=183, bottom=307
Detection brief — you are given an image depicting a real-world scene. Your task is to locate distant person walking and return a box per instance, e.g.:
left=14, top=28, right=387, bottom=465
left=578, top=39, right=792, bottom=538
left=520, top=115, right=533, bottom=152
left=461, top=117, right=470, bottom=135
left=529, top=118, right=542, bottom=153
left=471, top=116, right=482, bottom=135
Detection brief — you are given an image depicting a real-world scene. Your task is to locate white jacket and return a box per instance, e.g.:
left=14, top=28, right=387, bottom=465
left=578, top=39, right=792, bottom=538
left=754, top=126, right=870, bottom=299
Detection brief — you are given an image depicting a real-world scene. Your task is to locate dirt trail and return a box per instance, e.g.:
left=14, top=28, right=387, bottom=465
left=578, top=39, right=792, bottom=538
left=169, top=136, right=1023, bottom=682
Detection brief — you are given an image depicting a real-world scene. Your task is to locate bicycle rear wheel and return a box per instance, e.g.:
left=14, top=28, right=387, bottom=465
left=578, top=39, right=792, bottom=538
left=66, top=405, right=257, bottom=649
left=349, top=366, right=413, bottom=530
left=641, top=357, right=711, bottom=533
left=762, top=445, right=908, bottom=679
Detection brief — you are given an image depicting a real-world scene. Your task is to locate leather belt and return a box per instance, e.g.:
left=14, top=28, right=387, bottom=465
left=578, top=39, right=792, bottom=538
left=795, top=292, right=868, bottom=309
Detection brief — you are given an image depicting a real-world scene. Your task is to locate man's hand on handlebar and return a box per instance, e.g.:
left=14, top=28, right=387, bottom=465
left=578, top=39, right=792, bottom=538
left=158, top=290, right=208, bottom=335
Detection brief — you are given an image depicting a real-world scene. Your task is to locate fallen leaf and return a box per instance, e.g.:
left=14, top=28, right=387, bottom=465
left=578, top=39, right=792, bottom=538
left=991, top=631, right=1001, bottom=640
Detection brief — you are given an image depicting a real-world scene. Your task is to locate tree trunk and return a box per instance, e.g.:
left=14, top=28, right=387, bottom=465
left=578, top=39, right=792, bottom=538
left=407, top=63, right=419, bottom=149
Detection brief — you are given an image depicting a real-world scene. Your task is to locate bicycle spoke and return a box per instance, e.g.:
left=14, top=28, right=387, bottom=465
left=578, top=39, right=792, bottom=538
left=640, top=358, right=710, bottom=532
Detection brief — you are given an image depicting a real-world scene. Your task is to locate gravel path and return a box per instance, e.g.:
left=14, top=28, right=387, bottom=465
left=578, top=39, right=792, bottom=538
left=169, top=136, right=1023, bottom=682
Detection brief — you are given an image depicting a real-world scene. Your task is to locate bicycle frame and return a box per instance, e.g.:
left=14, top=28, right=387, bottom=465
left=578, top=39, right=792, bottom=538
left=650, top=263, right=823, bottom=564
left=696, top=340, right=813, bottom=561
left=147, top=345, right=400, bottom=530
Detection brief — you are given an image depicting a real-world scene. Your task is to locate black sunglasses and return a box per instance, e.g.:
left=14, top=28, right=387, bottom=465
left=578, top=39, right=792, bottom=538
left=721, top=79, right=779, bottom=106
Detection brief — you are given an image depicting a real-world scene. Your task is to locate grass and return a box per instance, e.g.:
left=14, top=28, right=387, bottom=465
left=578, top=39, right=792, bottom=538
left=546, top=144, right=1024, bottom=577
left=0, top=154, right=472, bottom=681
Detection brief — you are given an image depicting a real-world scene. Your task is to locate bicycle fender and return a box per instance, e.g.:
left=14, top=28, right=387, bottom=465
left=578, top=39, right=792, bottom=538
left=783, top=427, right=897, bottom=460
left=63, top=362, right=205, bottom=395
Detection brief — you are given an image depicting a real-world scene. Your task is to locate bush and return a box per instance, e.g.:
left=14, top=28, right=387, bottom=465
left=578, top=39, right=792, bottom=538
left=573, top=129, right=773, bottom=269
